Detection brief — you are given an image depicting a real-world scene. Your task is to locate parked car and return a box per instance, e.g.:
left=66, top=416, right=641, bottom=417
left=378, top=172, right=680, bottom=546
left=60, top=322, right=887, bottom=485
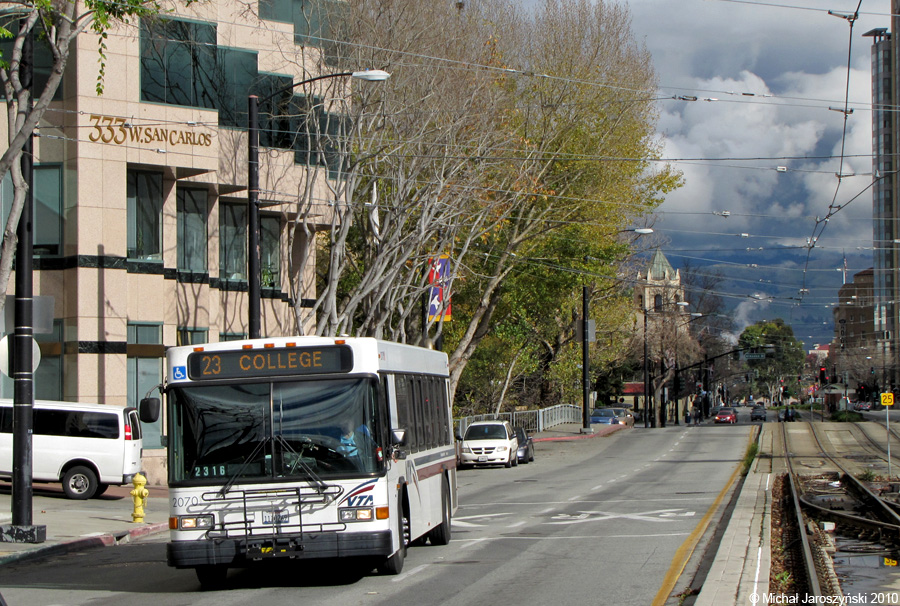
left=513, top=426, right=535, bottom=464
left=590, top=408, right=621, bottom=425
left=458, top=420, right=519, bottom=468
left=0, top=399, right=144, bottom=499
left=714, top=407, right=738, bottom=424
left=610, top=407, right=635, bottom=427
left=750, top=406, right=767, bottom=422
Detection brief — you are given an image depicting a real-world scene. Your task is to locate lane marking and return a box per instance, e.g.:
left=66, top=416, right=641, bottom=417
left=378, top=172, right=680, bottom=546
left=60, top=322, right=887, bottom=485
left=454, top=532, right=690, bottom=548
left=506, top=521, right=526, bottom=528
left=392, top=564, right=428, bottom=582
left=459, top=497, right=715, bottom=508
left=549, top=508, right=689, bottom=525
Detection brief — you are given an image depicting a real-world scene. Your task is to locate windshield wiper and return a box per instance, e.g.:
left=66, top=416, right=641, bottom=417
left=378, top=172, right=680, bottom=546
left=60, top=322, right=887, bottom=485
left=275, top=435, right=328, bottom=492
left=218, top=436, right=271, bottom=497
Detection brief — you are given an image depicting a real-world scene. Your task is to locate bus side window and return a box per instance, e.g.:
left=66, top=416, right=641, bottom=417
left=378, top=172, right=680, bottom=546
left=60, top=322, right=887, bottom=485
left=396, top=375, right=412, bottom=449
left=0, top=406, right=10, bottom=433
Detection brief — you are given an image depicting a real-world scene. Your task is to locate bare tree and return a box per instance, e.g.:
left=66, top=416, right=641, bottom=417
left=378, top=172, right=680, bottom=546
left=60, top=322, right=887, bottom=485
left=269, top=0, right=679, bottom=400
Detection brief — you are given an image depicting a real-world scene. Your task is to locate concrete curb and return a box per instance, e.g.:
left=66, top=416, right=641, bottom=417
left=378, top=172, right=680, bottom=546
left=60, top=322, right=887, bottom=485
left=0, top=521, right=168, bottom=567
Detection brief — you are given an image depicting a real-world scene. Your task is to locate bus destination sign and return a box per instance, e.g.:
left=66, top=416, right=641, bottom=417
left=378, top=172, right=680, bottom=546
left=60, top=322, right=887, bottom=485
left=187, top=345, right=353, bottom=380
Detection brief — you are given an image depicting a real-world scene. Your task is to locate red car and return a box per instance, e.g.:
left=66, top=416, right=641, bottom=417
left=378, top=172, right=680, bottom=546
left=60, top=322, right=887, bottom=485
left=714, top=407, right=738, bottom=424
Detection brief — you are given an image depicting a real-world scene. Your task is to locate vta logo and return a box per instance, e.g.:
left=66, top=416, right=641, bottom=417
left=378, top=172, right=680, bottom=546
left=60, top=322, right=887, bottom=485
left=346, top=494, right=374, bottom=507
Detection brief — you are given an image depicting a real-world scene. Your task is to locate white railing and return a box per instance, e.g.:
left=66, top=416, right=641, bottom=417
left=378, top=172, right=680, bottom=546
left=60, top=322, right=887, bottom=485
left=455, top=404, right=582, bottom=436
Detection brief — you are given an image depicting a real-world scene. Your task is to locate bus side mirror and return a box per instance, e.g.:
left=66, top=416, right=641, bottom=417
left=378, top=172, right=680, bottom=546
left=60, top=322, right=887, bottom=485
left=391, top=428, right=407, bottom=446
left=139, top=397, right=160, bottom=423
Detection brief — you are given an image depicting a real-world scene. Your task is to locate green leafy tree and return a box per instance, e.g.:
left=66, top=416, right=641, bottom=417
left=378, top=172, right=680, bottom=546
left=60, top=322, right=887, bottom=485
left=738, top=319, right=804, bottom=402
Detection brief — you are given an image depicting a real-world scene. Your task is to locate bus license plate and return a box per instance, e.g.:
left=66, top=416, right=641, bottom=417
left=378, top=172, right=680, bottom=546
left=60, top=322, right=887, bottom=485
left=478, top=456, right=488, bottom=462
left=263, top=509, right=290, bottom=524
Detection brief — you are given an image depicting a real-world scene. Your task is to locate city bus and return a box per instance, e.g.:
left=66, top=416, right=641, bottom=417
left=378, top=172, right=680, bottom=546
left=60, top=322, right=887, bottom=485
left=140, top=336, right=457, bottom=587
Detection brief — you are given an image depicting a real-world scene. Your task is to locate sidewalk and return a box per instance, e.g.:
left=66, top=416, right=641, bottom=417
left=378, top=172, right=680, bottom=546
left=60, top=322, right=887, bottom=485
left=0, top=482, right=169, bottom=566
left=532, top=421, right=626, bottom=441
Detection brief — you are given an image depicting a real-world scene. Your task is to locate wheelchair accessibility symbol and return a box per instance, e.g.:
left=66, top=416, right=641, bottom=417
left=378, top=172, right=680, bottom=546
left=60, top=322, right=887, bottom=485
left=173, top=366, right=187, bottom=381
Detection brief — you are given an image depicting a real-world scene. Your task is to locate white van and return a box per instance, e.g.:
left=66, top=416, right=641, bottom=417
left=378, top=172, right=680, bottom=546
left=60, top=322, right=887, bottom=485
left=0, top=399, right=143, bottom=499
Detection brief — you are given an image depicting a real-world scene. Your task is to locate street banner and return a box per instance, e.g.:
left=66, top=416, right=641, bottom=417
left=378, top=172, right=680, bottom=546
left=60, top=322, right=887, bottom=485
left=428, top=254, right=452, bottom=322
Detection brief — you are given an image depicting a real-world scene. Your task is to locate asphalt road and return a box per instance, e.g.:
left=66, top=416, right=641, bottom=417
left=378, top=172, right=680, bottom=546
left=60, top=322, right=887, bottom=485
left=0, top=424, right=752, bottom=606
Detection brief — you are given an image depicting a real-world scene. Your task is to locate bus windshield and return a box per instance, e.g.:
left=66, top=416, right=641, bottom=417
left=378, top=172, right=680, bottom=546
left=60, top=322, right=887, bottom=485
left=169, top=378, right=384, bottom=484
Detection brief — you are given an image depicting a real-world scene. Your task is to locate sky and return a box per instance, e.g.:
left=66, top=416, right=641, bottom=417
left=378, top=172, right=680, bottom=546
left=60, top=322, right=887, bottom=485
left=620, top=0, right=891, bottom=349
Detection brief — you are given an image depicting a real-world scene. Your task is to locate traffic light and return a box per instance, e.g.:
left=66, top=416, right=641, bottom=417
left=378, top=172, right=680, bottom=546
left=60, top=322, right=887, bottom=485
left=871, top=366, right=876, bottom=375
left=819, top=367, right=826, bottom=383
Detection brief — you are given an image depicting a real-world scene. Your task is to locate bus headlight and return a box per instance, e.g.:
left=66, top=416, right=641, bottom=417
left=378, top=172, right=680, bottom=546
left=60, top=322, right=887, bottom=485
left=178, top=515, right=214, bottom=530
left=340, top=508, right=374, bottom=522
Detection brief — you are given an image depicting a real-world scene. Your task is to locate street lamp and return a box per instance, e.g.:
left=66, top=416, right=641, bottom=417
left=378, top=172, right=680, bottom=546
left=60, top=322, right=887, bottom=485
left=247, top=69, right=390, bottom=338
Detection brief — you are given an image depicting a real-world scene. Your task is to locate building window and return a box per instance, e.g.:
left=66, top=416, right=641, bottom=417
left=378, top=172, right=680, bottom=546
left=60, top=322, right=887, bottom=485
left=177, top=327, right=208, bottom=346
left=219, top=332, right=247, bottom=341
left=0, top=166, right=63, bottom=257
left=292, top=95, right=347, bottom=176
left=127, top=323, right=164, bottom=449
left=140, top=18, right=217, bottom=110
left=0, top=319, right=64, bottom=400
left=260, top=215, right=281, bottom=288
left=34, top=165, right=63, bottom=256
left=140, top=18, right=257, bottom=128
left=177, top=188, right=208, bottom=273
left=35, top=320, right=64, bottom=401
left=654, top=294, right=663, bottom=311
left=220, top=203, right=247, bottom=281
left=127, top=170, right=164, bottom=261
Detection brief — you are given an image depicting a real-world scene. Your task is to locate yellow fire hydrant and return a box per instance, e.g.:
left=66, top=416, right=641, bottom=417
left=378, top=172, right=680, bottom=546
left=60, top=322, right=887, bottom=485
left=130, top=473, right=149, bottom=523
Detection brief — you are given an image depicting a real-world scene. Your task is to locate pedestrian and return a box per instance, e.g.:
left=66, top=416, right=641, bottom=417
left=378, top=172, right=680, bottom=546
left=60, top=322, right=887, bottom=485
left=691, top=399, right=701, bottom=426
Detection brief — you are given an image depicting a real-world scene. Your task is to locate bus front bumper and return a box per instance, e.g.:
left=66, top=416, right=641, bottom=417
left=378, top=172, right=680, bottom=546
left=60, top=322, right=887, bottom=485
left=167, top=530, right=393, bottom=568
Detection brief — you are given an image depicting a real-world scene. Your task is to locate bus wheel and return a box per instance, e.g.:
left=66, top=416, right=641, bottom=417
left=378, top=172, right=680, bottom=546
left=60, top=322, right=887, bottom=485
left=62, top=466, right=98, bottom=500
left=428, top=477, right=451, bottom=546
left=195, top=565, right=227, bottom=590
left=377, top=498, right=408, bottom=575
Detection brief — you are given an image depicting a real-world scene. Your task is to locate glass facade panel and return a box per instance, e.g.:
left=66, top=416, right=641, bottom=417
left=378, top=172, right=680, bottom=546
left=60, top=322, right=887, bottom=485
left=220, top=203, right=247, bottom=281
left=127, top=170, right=164, bottom=261
left=177, top=188, right=208, bottom=273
